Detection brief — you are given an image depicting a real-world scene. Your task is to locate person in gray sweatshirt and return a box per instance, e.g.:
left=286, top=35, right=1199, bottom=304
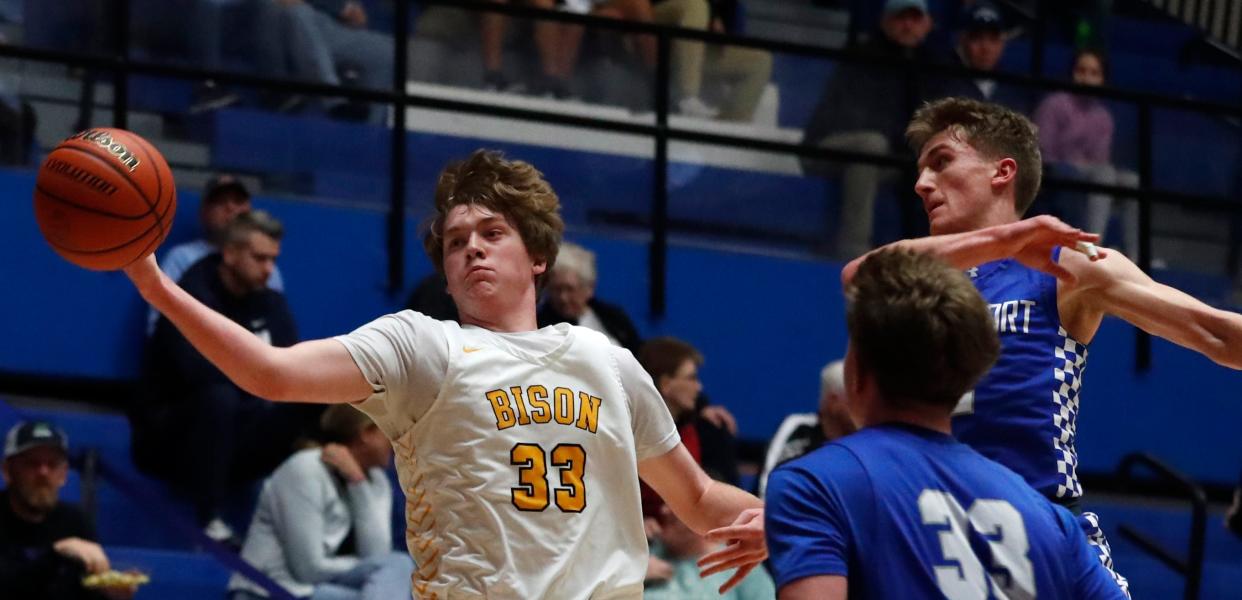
left=228, top=406, right=412, bottom=600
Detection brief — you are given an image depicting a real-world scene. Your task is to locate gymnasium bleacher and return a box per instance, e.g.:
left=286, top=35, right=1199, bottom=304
left=2, top=0, right=1241, bottom=598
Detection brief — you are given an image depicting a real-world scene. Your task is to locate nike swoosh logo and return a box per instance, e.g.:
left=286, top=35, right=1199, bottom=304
left=463, top=346, right=484, bottom=353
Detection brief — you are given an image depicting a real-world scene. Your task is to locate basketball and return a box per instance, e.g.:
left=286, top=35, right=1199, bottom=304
left=34, top=128, right=176, bottom=271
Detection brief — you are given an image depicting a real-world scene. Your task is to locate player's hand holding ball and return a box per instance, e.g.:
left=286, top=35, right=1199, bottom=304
left=34, top=128, right=176, bottom=271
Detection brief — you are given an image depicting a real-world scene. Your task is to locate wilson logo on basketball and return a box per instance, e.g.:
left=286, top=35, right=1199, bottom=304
left=43, top=157, right=119, bottom=196
left=66, top=129, right=141, bottom=172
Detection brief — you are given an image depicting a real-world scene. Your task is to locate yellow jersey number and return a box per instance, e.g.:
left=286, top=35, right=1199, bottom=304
left=510, top=443, right=586, bottom=513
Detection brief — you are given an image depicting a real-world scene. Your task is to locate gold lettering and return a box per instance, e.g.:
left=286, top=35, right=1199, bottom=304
left=486, top=389, right=516, bottom=430
left=553, top=387, right=574, bottom=426
left=575, top=392, right=601, bottom=434
left=509, top=386, right=531, bottom=426
left=527, top=385, right=551, bottom=424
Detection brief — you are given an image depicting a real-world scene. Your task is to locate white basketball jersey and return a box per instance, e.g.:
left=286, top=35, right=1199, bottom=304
left=337, top=314, right=679, bottom=599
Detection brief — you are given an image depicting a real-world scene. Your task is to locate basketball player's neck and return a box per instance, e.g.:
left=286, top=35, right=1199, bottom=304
left=862, top=404, right=952, bottom=435
left=458, top=287, right=539, bottom=332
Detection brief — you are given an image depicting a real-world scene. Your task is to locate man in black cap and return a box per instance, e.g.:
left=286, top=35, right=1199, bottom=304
left=801, top=0, right=941, bottom=258
left=0, top=421, right=133, bottom=600
left=931, top=1, right=1031, bottom=113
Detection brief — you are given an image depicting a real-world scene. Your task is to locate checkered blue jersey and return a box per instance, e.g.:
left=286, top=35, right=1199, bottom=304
left=764, top=425, right=1128, bottom=599
left=954, top=248, right=1087, bottom=501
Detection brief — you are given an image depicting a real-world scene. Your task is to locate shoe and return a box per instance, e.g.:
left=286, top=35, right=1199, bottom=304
left=189, top=80, right=240, bottom=115
left=677, top=96, right=719, bottom=119
left=483, top=70, right=524, bottom=94
left=528, top=74, right=574, bottom=100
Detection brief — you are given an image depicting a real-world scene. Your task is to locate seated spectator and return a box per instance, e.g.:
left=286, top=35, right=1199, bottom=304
left=802, top=0, right=938, bottom=258
left=551, top=0, right=659, bottom=98
left=479, top=0, right=586, bottom=97
left=638, top=337, right=740, bottom=513
left=148, top=174, right=286, bottom=334
left=649, top=0, right=773, bottom=121
left=756, top=358, right=857, bottom=498
left=130, top=210, right=320, bottom=543
left=227, top=406, right=413, bottom=600
left=537, top=242, right=641, bottom=352
left=0, top=421, right=135, bottom=600
left=644, top=504, right=776, bottom=598
left=931, top=1, right=1031, bottom=113
left=253, top=0, right=394, bottom=123
left=1034, top=48, right=1138, bottom=259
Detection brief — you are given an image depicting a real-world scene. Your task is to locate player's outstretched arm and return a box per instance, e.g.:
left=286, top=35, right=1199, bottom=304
left=124, top=255, right=374, bottom=403
left=842, top=215, right=1103, bottom=284
left=1061, top=249, right=1242, bottom=370
left=639, top=444, right=765, bottom=593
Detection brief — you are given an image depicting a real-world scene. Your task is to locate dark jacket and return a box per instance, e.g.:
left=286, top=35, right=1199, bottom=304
left=537, top=297, right=642, bottom=354
left=802, top=33, right=943, bottom=154
left=926, top=53, right=1032, bottom=114
left=132, top=254, right=299, bottom=473
left=0, top=492, right=106, bottom=600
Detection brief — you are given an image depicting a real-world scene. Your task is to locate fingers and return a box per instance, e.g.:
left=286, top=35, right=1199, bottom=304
left=717, top=563, right=756, bottom=594
left=698, top=548, right=766, bottom=578
left=704, top=523, right=764, bottom=543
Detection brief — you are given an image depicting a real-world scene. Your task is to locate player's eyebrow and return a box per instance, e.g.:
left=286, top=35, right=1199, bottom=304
left=918, top=142, right=951, bottom=168
left=443, top=215, right=505, bottom=238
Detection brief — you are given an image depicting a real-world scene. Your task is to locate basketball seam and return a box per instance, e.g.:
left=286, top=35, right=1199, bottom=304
left=114, top=131, right=174, bottom=268
left=46, top=196, right=174, bottom=255
left=55, top=144, right=159, bottom=216
left=121, top=132, right=172, bottom=237
left=34, top=183, right=150, bottom=221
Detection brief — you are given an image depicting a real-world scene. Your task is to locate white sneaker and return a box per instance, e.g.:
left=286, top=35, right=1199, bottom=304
left=677, top=96, right=720, bottom=119
left=204, top=518, right=236, bottom=543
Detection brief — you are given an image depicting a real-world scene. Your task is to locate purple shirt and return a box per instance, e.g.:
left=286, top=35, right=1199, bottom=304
left=1034, top=92, right=1114, bottom=165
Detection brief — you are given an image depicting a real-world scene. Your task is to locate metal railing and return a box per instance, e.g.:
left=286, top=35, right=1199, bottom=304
left=1115, top=452, right=1208, bottom=600
left=0, top=1, right=1239, bottom=366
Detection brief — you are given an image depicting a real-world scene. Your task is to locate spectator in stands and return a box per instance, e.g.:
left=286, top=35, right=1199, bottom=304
left=131, top=0, right=244, bottom=114
left=131, top=210, right=319, bottom=544
left=537, top=242, right=642, bottom=353
left=148, top=174, right=285, bottom=334
left=638, top=337, right=740, bottom=506
left=644, top=503, right=776, bottom=598
left=253, top=0, right=394, bottom=123
left=537, top=0, right=660, bottom=99
left=0, top=421, right=135, bottom=600
left=801, top=0, right=938, bottom=258
left=932, top=1, right=1030, bottom=113
left=648, top=0, right=773, bottom=121
left=1035, top=49, right=1138, bottom=258
left=479, top=0, right=584, bottom=97
left=756, top=358, right=857, bottom=498
left=227, top=405, right=413, bottom=600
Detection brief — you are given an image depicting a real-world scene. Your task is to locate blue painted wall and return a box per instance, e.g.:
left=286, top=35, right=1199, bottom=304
left=3, top=168, right=1239, bottom=485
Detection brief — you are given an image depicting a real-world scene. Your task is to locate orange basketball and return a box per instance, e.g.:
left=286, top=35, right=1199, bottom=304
left=34, top=128, right=176, bottom=271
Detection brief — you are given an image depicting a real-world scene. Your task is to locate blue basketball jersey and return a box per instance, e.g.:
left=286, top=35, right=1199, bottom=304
left=954, top=249, right=1087, bottom=501
left=765, top=424, right=1126, bottom=599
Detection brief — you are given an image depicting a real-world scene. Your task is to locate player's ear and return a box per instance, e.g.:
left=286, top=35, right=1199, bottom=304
left=992, top=157, right=1018, bottom=189
left=532, top=256, right=547, bottom=277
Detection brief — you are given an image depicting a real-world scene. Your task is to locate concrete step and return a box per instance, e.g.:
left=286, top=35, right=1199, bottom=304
left=747, top=0, right=850, bottom=49
left=29, top=100, right=165, bottom=149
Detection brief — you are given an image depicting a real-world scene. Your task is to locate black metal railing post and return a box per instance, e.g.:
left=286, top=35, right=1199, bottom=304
left=1115, top=452, right=1207, bottom=600
left=112, top=0, right=130, bottom=130
left=389, top=0, right=411, bottom=295
left=651, top=31, right=671, bottom=319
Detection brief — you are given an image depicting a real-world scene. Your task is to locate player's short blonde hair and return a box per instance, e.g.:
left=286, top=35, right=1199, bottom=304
left=906, top=97, right=1043, bottom=216
left=846, top=249, right=999, bottom=412
left=424, top=149, right=564, bottom=286
left=221, top=209, right=283, bottom=247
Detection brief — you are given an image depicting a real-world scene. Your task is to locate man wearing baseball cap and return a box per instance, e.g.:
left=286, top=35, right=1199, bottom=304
left=802, top=0, right=940, bottom=258
left=930, top=1, right=1031, bottom=112
left=0, top=421, right=133, bottom=599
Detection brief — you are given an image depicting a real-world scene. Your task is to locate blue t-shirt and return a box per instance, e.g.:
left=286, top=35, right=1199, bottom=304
left=765, top=424, right=1126, bottom=599
left=954, top=251, right=1087, bottom=501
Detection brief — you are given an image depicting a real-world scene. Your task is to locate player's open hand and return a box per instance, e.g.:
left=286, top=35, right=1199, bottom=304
left=698, top=507, right=767, bottom=593
left=1000, top=215, right=1107, bottom=284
